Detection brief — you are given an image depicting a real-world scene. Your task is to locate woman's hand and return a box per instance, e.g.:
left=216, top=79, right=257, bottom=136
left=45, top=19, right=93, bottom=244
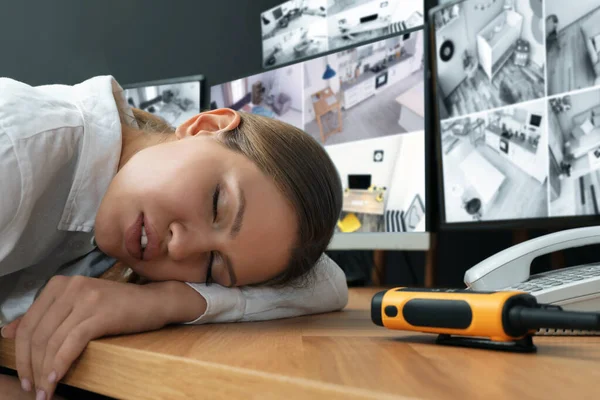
left=0, top=275, right=206, bottom=400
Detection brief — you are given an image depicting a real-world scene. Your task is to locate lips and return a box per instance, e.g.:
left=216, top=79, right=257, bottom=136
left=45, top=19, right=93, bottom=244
left=141, top=214, right=159, bottom=262
left=125, top=213, right=144, bottom=261
left=125, top=213, right=160, bottom=262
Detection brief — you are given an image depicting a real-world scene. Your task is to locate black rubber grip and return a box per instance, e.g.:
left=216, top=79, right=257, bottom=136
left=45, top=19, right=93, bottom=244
left=371, top=290, right=386, bottom=326
left=403, top=299, right=473, bottom=329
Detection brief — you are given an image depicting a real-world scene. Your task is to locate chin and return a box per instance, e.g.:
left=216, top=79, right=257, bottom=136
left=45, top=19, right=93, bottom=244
left=94, top=231, right=123, bottom=262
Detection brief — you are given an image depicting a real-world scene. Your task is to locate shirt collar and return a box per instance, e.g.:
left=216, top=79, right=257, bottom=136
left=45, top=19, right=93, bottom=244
left=57, top=76, right=136, bottom=233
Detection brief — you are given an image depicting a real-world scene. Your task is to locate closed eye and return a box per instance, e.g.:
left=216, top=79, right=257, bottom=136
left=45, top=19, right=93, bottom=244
left=206, top=251, right=214, bottom=285
left=207, top=184, right=220, bottom=285
left=212, top=184, right=220, bottom=222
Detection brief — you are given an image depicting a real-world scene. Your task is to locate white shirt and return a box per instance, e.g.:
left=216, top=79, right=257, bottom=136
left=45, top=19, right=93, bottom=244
left=0, top=75, right=348, bottom=327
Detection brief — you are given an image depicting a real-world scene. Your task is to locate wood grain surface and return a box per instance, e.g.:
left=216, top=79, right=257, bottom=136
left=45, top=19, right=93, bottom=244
left=2, top=288, right=599, bottom=399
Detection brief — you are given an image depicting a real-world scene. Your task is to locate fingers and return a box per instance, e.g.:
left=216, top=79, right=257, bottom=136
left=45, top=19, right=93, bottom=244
left=30, top=299, right=74, bottom=397
left=15, top=280, right=61, bottom=395
left=1, top=317, right=22, bottom=339
left=38, top=316, right=98, bottom=400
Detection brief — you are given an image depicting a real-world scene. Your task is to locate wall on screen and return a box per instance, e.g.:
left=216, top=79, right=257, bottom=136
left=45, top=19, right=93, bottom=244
left=276, top=64, right=304, bottom=111
left=245, top=64, right=304, bottom=111
left=546, top=0, right=600, bottom=33
left=303, top=55, right=330, bottom=124
left=210, top=85, right=225, bottom=108
left=385, top=131, right=425, bottom=212
left=324, top=134, right=403, bottom=190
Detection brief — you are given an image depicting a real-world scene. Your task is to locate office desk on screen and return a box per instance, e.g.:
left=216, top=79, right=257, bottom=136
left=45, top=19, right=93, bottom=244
left=342, top=189, right=385, bottom=215
left=1, top=288, right=599, bottom=399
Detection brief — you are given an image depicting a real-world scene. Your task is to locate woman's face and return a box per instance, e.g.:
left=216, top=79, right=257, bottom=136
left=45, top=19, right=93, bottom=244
left=94, top=110, right=297, bottom=286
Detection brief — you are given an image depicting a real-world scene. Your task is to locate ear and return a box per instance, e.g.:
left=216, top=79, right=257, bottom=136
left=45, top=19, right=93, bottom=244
left=175, top=108, right=241, bottom=139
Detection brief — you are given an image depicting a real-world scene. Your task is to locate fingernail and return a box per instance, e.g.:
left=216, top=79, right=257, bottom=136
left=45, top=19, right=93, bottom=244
left=0, top=326, right=6, bottom=338
left=48, top=370, right=57, bottom=384
left=21, top=378, right=32, bottom=392
left=36, top=389, right=46, bottom=400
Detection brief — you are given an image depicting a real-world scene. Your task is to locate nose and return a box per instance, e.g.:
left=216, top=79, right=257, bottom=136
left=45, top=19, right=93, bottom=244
left=167, top=221, right=212, bottom=262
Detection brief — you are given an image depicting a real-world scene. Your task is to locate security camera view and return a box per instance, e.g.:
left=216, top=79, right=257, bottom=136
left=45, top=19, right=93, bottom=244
left=124, top=80, right=202, bottom=127
left=260, top=0, right=423, bottom=69
left=433, top=0, right=600, bottom=224
left=216, top=28, right=427, bottom=234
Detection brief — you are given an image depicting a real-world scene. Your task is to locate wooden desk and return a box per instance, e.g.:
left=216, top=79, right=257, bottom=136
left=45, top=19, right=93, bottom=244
left=342, top=189, right=385, bottom=215
left=2, top=288, right=599, bottom=399
left=312, top=87, right=342, bottom=143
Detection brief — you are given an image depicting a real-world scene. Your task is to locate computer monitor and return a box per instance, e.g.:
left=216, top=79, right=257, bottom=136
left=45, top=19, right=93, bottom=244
left=122, top=74, right=206, bottom=128
left=212, top=28, right=430, bottom=250
left=430, top=0, right=600, bottom=229
left=261, top=0, right=424, bottom=69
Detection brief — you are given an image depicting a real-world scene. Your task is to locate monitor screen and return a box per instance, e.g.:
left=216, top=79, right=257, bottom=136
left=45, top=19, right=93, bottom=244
left=261, top=0, right=424, bottom=70
left=122, top=75, right=205, bottom=128
left=348, top=174, right=372, bottom=189
left=431, top=0, right=600, bottom=228
left=212, top=28, right=429, bottom=250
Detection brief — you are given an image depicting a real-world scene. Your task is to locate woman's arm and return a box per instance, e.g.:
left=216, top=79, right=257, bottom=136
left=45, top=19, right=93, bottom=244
left=0, top=277, right=204, bottom=400
left=179, top=253, right=348, bottom=324
left=0, top=255, right=346, bottom=399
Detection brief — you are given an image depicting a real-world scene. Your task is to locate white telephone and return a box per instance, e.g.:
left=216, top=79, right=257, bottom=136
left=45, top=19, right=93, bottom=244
left=464, top=226, right=600, bottom=335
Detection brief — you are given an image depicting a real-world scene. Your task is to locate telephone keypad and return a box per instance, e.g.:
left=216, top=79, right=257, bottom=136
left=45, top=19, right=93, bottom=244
left=507, top=263, right=600, bottom=293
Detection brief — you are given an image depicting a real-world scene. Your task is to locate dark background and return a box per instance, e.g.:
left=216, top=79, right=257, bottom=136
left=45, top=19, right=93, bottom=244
left=2, top=0, right=599, bottom=288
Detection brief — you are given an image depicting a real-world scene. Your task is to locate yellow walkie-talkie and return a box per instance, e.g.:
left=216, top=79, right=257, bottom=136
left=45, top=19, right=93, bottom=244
left=371, top=287, right=600, bottom=352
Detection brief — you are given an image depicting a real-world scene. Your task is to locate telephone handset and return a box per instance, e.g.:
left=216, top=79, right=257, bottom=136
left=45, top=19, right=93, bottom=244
left=464, top=226, right=600, bottom=335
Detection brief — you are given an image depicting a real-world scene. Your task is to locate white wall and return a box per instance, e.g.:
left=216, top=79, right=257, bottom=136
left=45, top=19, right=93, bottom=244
left=546, top=0, right=600, bottom=32
left=324, top=134, right=404, bottom=190
left=303, top=55, right=329, bottom=124
left=515, top=0, right=544, bottom=68
left=276, top=64, right=304, bottom=111
left=385, top=130, right=425, bottom=213
left=210, top=85, right=225, bottom=108
left=390, top=0, right=423, bottom=22
left=306, top=0, right=325, bottom=8
left=249, top=66, right=304, bottom=111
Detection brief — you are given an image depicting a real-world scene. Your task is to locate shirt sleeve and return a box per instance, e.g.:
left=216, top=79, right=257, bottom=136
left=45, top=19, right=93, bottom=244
left=181, top=253, right=348, bottom=324
left=0, top=131, right=23, bottom=265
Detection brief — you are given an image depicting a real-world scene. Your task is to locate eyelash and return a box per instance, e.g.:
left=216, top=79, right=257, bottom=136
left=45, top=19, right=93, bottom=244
left=206, top=184, right=221, bottom=285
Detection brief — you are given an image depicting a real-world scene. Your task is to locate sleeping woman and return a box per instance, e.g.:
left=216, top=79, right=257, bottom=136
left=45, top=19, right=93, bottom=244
left=0, top=76, right=347, bottom=400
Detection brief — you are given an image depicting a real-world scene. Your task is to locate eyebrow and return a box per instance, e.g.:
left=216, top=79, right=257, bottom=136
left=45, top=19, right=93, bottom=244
left=230, top=185, right=245, bottom=240
left=223, top=185, right=245, bottom=287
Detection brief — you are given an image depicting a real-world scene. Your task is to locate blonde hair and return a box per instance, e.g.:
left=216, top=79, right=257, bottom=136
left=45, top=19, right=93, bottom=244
left=131, top=108, right=343, bottom=287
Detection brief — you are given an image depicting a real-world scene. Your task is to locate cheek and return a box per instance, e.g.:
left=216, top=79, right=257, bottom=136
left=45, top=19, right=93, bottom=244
left=122, top=149, right=203, bottom=204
